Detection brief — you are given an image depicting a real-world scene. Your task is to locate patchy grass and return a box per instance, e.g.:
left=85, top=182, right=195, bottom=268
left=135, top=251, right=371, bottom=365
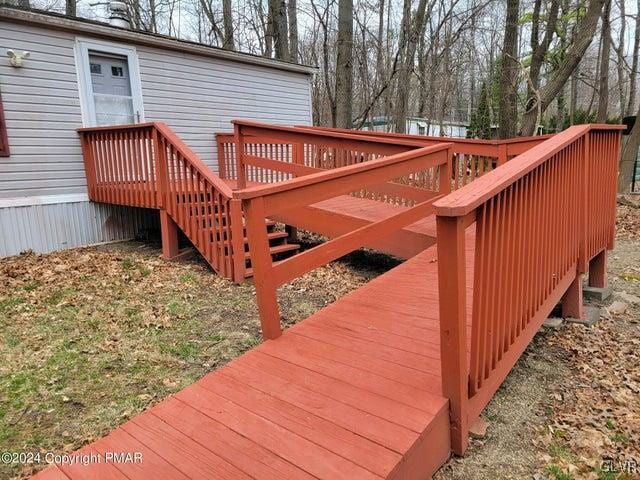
left=0, top=242, right=389, bottom=479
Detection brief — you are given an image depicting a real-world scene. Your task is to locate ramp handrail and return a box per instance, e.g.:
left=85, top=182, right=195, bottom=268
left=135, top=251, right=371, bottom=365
left=78, top=122, right=241, bottom=281
left=235, top=142, right=454, bottom=339
left=432, top=123, right=623, bottom=455
left=294, top=126, right=554, bottom=187
left=217, top=121, right=436, bottom=206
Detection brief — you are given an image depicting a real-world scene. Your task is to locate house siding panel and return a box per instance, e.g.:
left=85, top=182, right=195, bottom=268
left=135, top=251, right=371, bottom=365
left=0, top=200, right=158, bottom=257
left=0, top=16, right=312, bottom=257
left=0, top=20, right=312, bottom=199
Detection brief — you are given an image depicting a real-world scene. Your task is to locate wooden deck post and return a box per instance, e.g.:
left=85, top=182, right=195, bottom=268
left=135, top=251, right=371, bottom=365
left=80, top=133, right=97, bottom=199
left=216, top=134, right=227, bottom=180
left=160, top=209, right=180, bottom=259
left=436, top=214, right=469, bottom=456
left=233, top=123, right=247, bottom=189
left=562, top=270, right=584, bottom=319
left=244, top=197, right=282, bottom=339
left=578, top=131, right=590, bottom=273
left=497, top=143, right=508, bottom=166
left=230, top=199, right=246, bottom=283
left=588, top=250, right=608, bottom=289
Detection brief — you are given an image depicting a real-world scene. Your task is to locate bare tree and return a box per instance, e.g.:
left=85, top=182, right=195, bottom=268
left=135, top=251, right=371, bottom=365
left=627, top=0, right=640, bottom=115
left=335, top=0, right=354, bottom=128
left=520, top=0, right=607, bottom=136
left=498, top=0, right=519, bottom=138
left=527, top=0, right=559, bottom=107
left=288, top=0, right=298, bottom=61
left=596, top=0, right=611, bottom=122
left=66, top=0, right=76, bottom=16
left=269, top=0, right=289, bottom=60
left=394, top=0, right=430, bottom=133
left=619, top=111, right=640, bottom=192
left=222, top=0, right=235, bottom=50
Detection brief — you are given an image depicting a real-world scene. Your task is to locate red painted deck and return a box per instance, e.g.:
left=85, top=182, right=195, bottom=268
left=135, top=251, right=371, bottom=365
left=33, top=228, right=475, bottom=480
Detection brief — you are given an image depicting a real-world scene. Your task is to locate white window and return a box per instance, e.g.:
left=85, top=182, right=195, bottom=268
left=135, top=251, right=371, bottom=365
left=75, top=39, right=145, bottom=127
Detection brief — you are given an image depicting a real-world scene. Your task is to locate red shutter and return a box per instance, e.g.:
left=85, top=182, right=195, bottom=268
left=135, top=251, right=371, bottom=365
left=0, top=89, right=9, bottom=156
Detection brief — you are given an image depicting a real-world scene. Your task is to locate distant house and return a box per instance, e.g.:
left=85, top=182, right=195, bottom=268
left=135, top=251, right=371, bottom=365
left=0, top=7, right=314, bottom=257
left=360, top=116, right=471, bottom=138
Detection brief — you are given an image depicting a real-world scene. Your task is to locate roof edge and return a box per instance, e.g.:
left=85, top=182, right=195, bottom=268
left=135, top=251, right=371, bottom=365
left=0, top=6, right=317, bottom=75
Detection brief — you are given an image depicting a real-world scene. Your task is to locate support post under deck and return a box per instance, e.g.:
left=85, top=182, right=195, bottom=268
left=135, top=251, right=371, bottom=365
left=160, top=210, right=180, bottom=259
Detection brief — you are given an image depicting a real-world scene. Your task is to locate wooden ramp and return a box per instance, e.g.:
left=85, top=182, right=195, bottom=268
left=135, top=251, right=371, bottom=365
left=33, top=228, right=476, bottom=480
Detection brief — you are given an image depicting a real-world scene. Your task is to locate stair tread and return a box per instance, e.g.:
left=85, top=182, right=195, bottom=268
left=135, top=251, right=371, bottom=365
left=244, top=231, right=289, bottom=243
left=244, top=243, right=300, bottom=259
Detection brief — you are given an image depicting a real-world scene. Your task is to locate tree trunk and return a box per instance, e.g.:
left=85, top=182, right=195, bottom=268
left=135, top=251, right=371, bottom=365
left=269, top=0, right=289, bottom=60
left=222, top=0, right=235, bottom=50
left=617, top=0, right=626, bottom=119
left=335, top=0, right=354, bottom=128
left=394, top=0, right=429, bottom=133
left=520, top=0, right=606, bottom=136
left=596, top=0, right=611, bottom=122
left=527, top=0, right=559, bottom=107
left=288, top=0, right=298, bottom=62
left=570, top=67, right=578, bottom=125
left=66, top=0, right=76, bottom=16
left=627, top=0, right=640, bottom=115
left=619, top=106, right=640, bottom=192
left=498, top=0, right=520, bottom=138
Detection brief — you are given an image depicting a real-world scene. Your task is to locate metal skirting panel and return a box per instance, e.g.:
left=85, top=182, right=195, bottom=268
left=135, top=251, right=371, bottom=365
left=0, top=201, right=158, bottom=258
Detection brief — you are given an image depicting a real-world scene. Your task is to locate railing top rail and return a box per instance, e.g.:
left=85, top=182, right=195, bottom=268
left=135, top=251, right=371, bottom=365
left=155, top=123, right=234, bottom=198
left=296, top=125, right=556, bottom=147
left=78, top=122, right=234, bottom=198
left=232, top=142, right=453, bottom=201
left=77, top=123, right=157, bottom=133
left=232, top=119, right=430, bottom=149
left=433, top=124, right=623, bottom=217
left=215, top=132, right=291, bottom=144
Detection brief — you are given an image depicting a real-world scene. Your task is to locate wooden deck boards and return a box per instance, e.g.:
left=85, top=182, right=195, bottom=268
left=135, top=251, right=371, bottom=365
left=33, top=223, right=476, bottom=480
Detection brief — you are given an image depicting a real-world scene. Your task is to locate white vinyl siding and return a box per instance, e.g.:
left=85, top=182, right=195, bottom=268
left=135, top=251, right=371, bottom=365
left=0, top=20, right=313, bottom=199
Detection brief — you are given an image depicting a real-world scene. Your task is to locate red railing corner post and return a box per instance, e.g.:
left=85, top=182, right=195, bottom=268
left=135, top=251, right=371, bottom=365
left=216, top=134, right=227, bottom=180
left=159, top=209, right=180, bottom=259
left=234, top=123, right=247, bottom=189
left=441, top=147, right=453, bottom=195
left=497, top=143, right=508, bottom=166
left=578, top=130, right=590, bottom=273
left=79, top=132, right=97, bottom=200
left=230, top=198, right=246, bottom=283
left=562, top=270, right=584, bottom=319
left=244, top=197, right=281, bottom=339
left=436, top=213, right=470, bottom=456
left=153, top=127, right=169, bottom=209
left=588, top=250, right=608, bottom=289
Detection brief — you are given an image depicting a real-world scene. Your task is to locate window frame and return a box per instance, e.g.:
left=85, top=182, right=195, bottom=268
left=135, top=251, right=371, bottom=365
left=74, top=38, right=145, bottom=127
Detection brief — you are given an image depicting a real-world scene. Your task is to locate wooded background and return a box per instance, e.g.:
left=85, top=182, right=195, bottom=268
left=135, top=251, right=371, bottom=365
left=11, top=0, right=640, bottom=191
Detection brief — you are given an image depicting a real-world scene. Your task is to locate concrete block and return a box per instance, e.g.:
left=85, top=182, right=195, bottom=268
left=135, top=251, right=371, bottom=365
left=583, top=285, right=612, bottom=302
left=543, top=317, right=564, bottom=328
left=564, top=306, right=601, bottom=326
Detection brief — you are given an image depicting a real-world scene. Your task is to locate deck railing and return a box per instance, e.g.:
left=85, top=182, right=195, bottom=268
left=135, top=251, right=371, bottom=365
left=235, top=141, right=453, bottom=339
left=432, top=124, right=623, bottom=455
left=79, top=122, right=241, bottom=281
left=217, top=121, right=449, bottom=207
left=295, top=126, right=553, bottom=189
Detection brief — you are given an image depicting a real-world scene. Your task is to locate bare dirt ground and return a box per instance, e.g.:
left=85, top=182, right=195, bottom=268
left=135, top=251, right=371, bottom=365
left=436, top=204, right=640, bottom=480
left=0, top=206, right=637, bottom=480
